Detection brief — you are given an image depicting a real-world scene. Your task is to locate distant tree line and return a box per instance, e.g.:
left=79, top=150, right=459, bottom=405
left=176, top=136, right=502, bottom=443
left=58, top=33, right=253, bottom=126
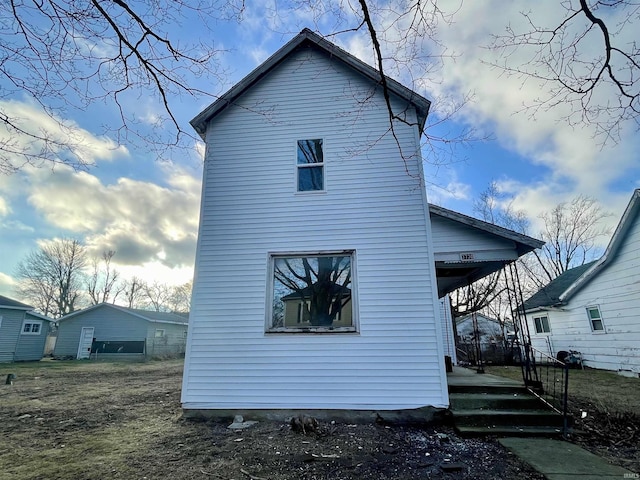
left=14, top=238, right=192, bottom=318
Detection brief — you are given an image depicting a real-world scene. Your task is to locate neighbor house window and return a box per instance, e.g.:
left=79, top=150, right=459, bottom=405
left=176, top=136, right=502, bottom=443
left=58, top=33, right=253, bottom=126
left=297, top=139, right=324, bottom=191
left=154, top=329, right=165, bottom=338
left=533, top=315, right=550, bottom=334
left=22, top=321, right=42, bottom=335
left=586, top=306, right=605, bottom=331
left=269, top=252, right=355, bottom=332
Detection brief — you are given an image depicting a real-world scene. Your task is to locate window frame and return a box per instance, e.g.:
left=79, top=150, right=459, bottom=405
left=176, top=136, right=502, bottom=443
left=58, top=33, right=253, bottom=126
left=154, top=328, right=166, bottom=338
left=21, top=320, right=43, bottom=335
left=295, top=138, right=325, bottom=193
left=586, top=305, right=605, bottom=332
left=533, top=315, right=551, bottom=334
left=266, top=250, right=358, bottom=334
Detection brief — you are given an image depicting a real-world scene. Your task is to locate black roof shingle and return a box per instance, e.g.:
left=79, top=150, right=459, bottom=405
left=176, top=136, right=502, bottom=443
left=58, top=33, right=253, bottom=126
left=523, top=261, right=597, bottom=311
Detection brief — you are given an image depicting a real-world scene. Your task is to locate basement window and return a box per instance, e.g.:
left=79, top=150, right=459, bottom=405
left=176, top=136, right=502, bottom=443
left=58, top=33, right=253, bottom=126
left=586, top=306, right=605, bottom=332
left=533, top=315, right=550, bottom=334
left=297, top=139, right=324, bottom=192
left=268, top=252, right=356, bottom=333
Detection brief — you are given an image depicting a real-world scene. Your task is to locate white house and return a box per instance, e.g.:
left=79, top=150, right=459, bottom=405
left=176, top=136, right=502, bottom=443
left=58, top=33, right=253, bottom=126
left=524, top=189, right=640, bottom=374
left=182, top=29, right=542, bottom=420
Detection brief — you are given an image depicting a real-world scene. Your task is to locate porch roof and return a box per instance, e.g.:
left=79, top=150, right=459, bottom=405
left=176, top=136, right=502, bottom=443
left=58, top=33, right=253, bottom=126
left=429, top=205, right=544, bottom=297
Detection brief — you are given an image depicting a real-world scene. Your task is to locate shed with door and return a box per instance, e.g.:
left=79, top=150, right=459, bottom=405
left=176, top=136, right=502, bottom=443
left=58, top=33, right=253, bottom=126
left=54, top=303, right=189, bottom=360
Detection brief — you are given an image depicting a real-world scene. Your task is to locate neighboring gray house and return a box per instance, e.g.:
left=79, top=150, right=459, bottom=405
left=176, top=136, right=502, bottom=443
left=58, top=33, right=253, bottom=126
left=456, top=313, right=506, bottom=345
left=524, top=189, right=640, bottom=374
left=54, top=303, right=189, bottom=360
left=182, top=29, right=542, bottom=418
left=0, top=295, right=54, bottom=362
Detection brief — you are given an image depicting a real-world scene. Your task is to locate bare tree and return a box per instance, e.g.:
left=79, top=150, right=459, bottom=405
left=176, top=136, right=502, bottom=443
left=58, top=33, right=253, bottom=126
left=533, top=195, right=612, bottom=284
left=451, top=183, right=531, bottom=319
left=3, top=1, right=634, bottom=176
left=490, top=1, right=640, bottom=144
left=167, top=281, right=192, bottom=313
left=0, top=0, right=227, bottom=173
left=15, top=238, right=87, bottom=317
left=120, top=276, right=146, bottom=309
left=142, top=281, right=172, bottom=312
left=86, top=250, right=120, bottom=305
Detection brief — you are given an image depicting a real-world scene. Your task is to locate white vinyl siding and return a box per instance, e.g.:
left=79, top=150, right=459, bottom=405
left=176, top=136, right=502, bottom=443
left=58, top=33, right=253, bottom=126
left=528, top=208, right=640, bottom=372
left=183, top=47, right=446, bottom=410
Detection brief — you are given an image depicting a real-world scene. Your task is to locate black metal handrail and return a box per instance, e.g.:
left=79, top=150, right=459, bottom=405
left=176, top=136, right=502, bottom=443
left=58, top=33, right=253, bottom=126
left=526, top=345, right=570, bottom=437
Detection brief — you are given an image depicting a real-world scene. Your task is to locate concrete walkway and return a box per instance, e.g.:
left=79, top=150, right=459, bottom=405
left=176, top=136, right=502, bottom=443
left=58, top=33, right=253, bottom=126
left=447, top=365, right=523, bottom=387
left=449, top=368, right=637, bottom=478
left=500, top=434, right=636, bottom=479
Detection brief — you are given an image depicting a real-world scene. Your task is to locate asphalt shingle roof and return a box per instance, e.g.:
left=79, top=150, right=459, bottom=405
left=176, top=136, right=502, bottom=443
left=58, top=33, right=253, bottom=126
left=523, top=261, right=597, bottom=311
left=0, top=295, right=33, bottom=309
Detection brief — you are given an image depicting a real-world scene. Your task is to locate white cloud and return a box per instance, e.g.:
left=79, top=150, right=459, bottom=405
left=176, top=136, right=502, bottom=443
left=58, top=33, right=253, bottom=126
left=0, top=196, right=9, bottom=217
left=0, top=271, right=17, bottom=297
left=0, top=99, right=128, bottom=170
left=26, top=164, right=202, bottom=270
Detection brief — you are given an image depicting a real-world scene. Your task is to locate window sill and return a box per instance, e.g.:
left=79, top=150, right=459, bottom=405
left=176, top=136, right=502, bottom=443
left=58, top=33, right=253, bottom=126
left=294, top=190, right=327, bottom=196
left=266, top=327, right=357, bottom=334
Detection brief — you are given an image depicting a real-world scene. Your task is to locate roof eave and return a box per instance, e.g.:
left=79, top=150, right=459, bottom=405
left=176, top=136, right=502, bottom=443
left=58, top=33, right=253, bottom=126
left=429, top=204, right=545, bottom=253
left=190, top=28, right=431, bottom=138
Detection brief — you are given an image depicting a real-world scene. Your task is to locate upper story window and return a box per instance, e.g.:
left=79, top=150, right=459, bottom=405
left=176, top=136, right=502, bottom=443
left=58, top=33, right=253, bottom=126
left=533, top=315, right=550, bottom=334
left=297, top=139, right=324, bottom=192
left=586, top=306, right=605, bottom=331
left=268, top=252, right=356, bottom=333
left=22, top=320, right=42, bottom=335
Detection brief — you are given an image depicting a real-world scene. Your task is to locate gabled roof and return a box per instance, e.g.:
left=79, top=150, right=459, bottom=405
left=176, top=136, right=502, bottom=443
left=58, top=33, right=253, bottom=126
left=190, top=28, right=431, bottom=138
left=429, top=204, right=544, bottom=255
left=59, top=303, right=189, bottom=325
left=0, top=295, right=33, bottom=310
left=560, top=189, right=640, bottom=302
left=25, top=311, right=56, bottom=322
left=523, top=261, right=598, bottom=311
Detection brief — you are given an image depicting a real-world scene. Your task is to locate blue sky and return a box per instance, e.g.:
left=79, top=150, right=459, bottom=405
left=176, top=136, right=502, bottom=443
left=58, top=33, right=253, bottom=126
left=1, top=1, right=639, bottom=298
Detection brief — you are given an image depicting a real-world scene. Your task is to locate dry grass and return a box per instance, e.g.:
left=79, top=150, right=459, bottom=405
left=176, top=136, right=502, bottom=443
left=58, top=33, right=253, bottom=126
left=484, top=365, right=640, bottom=416
left=0, top=359, right=546, bottom=480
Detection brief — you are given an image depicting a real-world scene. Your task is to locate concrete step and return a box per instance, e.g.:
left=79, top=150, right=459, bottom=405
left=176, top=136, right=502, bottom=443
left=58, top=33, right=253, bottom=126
left=452, top=409, right=565, bottom=428
left=449, top=392, right=544, bottom=410
left=456, top=425, right=565, bottom=437
left=448, top=384, right=528, bottom=395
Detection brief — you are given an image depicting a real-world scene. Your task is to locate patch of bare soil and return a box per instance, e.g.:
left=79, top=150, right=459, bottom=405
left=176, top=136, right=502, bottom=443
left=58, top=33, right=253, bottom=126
left=568, top=399, right=640, bottom=474
left=0, top=360, right=545, bottom=479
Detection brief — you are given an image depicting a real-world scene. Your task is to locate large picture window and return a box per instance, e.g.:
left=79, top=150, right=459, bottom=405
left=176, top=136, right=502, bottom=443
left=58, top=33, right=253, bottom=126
left=297, top=139, right=324, bottom=192
left=269, top=252, right=355, bottom=332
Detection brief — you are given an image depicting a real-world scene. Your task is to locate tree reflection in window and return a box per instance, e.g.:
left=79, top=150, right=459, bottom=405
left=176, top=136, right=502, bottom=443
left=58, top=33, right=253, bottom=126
left=297, top=139, right=323, bottom=191
left=272, top=254, right=352, bottom=329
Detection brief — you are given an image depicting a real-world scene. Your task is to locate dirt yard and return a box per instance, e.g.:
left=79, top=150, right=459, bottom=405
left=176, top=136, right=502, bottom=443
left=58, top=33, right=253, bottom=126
left=0, top=359, right=546, bottom=480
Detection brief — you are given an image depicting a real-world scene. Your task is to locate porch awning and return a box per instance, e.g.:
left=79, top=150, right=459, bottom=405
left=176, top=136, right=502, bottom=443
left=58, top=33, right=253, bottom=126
left=429, top=205, right=544, bottom=297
